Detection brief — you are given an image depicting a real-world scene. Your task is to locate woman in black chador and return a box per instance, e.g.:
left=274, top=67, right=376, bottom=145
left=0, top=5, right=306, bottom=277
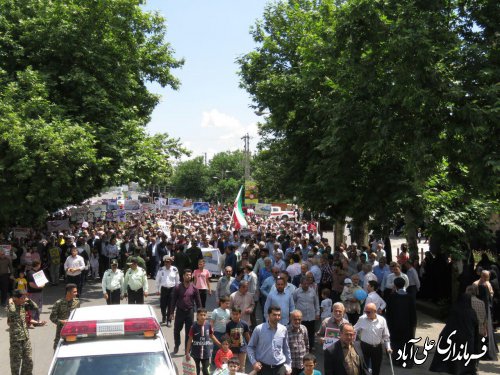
left=474, top=270, right=499, bottom=360
left=430, top=294, right=481, bottom=374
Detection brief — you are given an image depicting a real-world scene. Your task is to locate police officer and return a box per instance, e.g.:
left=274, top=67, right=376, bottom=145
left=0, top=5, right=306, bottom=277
left=102, top=259, right=124, bottom=304
left=123, top=257, right=148, bottom=304
left=7, top=289, right=38, bottom=375
left=156, top=255, right=180, bottom=326
left=50, top=283, right=80, bottom=350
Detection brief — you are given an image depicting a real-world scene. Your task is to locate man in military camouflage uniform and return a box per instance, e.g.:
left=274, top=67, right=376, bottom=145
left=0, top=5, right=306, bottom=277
left=50, top=283, right=80, bottom=350
left=7, top=289, right=39, bottom=375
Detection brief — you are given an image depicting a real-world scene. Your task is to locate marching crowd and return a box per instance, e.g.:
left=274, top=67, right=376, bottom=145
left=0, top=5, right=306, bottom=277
left=2, top=206, right=499, bottom=375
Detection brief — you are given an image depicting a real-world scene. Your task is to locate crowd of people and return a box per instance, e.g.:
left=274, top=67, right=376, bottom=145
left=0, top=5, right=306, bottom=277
left=1, top=205, right=499, bottom=375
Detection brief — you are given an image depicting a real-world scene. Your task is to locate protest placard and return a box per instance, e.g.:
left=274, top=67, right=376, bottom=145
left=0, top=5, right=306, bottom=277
left=32, top=270, right=49, bottom=287
left=193, top=202, right=210, bottom=215
left=12, top=227, right=30, bottom=239
left=124, top=200, right=141, bottom=211
left=47, top=219, right=70, bottom=233
left=0, top=244, right=12, bottom=256
left=201, top=248, right=220, bottom=276
left=323, top=327, right=340, bottom=350
left=255, top=203, right=272, bottom=216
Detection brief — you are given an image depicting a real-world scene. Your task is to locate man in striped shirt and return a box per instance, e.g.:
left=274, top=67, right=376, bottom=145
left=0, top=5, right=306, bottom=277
left=287, top=310, right=309, bottom=375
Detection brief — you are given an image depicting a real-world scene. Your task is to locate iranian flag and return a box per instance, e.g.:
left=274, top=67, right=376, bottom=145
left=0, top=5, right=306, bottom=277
left=231, top=186, right=248, bottom=230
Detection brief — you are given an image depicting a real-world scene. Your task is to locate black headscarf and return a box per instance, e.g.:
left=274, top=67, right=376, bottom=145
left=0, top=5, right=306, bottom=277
left=430, top=294, right=480, bottom=374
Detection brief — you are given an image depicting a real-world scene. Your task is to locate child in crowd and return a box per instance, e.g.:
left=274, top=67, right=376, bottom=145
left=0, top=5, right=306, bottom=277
left=214, top=336, right=234, bottom=369
left=15, top=270, right=28, bottom=291
left=227, top=357, right=256, bottom=375
left=89, top=247, right=99, bottom=279
left=185, top=308, right=221, bottom=375
left=211, top=296, right=231, bottom=361
left=299, top=353, right=321, bottom=375
left=193, top=259, right=211, bottom=308
left=320, top=288, right=332, bottom=320
left=16, top=270, right=33, bottom=328
left=225, top=307, right=251, bottom=370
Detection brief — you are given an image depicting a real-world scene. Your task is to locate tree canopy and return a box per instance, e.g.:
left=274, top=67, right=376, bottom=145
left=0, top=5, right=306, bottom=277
left=239, top=0, right=499, bottom=254
left=171, top=150, right=246, bottom=203
left=0, top=0, right=185, bottom=226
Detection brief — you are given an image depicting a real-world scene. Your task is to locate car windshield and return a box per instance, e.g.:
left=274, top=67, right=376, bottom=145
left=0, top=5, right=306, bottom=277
left=50, top=352, right=172, bottom=375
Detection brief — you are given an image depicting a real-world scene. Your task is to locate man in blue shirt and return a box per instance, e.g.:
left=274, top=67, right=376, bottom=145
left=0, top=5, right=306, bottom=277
left=264, top=277, right=295, bottom=325
left=247, top=306, right=292, bottom=375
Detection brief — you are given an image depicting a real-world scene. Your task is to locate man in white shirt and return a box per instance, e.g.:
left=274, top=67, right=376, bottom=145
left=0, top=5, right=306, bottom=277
left=354, top=303, right=392, bottom=375
left=362, top=264, right=378, bottom=291
left=101, top=259, right=124, bottom=305
left=64, top=247, right=86, bottom=296
left=375, top=243, right=386, bottom=260
left=382, top=262, right=409, bottom=298
left=274, top=252, right=286, bottom=271
left=365, top=280, right=386, bottom=313
left=156, top=256, right=179, bottom=325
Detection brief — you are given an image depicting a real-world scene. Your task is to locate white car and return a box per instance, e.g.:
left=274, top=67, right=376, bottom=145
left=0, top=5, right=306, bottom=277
left=48, top=304, right=176, bottom=375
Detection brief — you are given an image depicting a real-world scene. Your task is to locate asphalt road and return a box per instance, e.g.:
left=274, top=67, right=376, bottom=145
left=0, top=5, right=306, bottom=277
left=2, top=237, right=499, bottom=375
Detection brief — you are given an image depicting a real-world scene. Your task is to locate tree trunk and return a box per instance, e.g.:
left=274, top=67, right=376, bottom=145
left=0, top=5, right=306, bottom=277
left=451, top=260, right=462, bottom=303
left=384, top=236, right=392, bottom=263
left=334, top=217, right=346, bottom=248
left=352, top=220, right=369, bottom=248
left=404, top=209, right=418, bottom=258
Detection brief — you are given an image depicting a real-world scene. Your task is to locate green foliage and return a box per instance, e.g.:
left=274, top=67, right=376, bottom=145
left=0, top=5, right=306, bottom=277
left=0, top=68, right=98, bottom=225
left=171, top=157, right=209, bottom=200
left=240, top=0, right=498, bottom=256
left=473, top=250, right=498, bottom=264
left=171, top=151, right=246, bottom=203
left=0, top=0, right=184, bottom=226
left=207, top=151, right=245, bottom=203
left=422, top=160, right=498, bottom=259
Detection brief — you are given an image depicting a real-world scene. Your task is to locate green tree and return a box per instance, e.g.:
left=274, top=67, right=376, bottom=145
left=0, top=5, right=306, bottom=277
left=207, top=151, right=245, bottom=203
left=171, top=157, right=209, bottom=200
left=240, top=0, right=496, bottom=257
left=0, top=0, right=184, bottom=226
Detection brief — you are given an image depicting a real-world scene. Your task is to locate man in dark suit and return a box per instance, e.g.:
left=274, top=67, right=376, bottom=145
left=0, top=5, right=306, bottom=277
left=156, top=235, right=170, bottom=266
left=185, top=239, right=203, bottom=272
left=119, top=236, right=136, bottom=269
left=146, top=236, right=160, bottom=279
left=324, top=323, right=370, bottom=375
left=386, top=276, right=417, bottom=367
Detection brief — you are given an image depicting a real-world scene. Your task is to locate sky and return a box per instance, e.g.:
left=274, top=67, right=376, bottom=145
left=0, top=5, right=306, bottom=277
left=142, top=0, right=270, bottom=161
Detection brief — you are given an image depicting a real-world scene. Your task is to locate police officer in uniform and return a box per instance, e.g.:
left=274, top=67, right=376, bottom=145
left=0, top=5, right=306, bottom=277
left=102, top=259, right=124, bottom=304
left=123, top=257, right=148, bottom=304
left=7, top=289, right=39, bottom=375
left=50, top=283, right=80, bottom=350
left=156, top=255, right=180, bottom=326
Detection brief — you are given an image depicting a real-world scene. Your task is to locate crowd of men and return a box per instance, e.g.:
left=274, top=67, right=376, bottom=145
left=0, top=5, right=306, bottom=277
left=2, top=205, right=498, bottom=374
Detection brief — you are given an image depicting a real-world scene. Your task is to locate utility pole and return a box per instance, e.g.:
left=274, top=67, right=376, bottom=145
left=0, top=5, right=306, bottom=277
left=241, top=133, right=250, bottom=180
left=204, top=152, right=207, bottom=166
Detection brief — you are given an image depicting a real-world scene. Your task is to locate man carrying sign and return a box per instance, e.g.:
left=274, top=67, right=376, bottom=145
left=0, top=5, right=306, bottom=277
left=317, top=302, right=349, bottom=350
